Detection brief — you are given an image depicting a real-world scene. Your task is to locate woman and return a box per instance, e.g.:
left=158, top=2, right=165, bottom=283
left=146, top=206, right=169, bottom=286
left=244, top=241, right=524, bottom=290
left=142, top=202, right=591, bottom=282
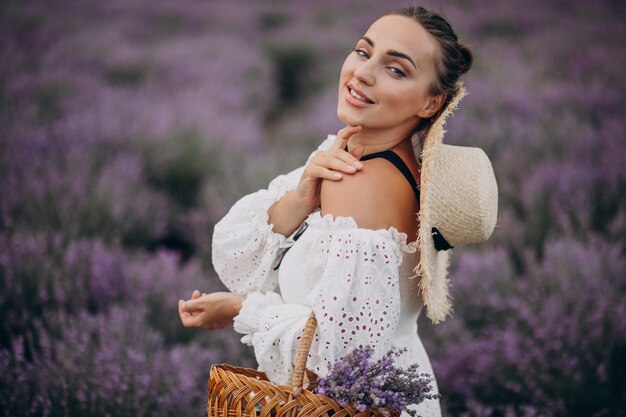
left=179, top=7, right=496, bottom=416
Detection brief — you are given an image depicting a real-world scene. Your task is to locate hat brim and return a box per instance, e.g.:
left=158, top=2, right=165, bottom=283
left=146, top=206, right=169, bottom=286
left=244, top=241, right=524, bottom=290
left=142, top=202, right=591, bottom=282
left=414, top=84, right=468, bottom=324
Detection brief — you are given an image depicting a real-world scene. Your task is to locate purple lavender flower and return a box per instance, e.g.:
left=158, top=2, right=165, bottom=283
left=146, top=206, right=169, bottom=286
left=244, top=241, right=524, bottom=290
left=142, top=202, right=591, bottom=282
left=315, top=346, right=440, bottom=416
left=1, top=0, right=624, bottom=415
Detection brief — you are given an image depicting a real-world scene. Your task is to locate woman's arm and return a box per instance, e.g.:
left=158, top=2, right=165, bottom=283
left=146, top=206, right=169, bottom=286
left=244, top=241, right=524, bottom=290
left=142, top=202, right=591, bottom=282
left=231, top=159, right=414, bottom=384
left=212, top=170, right=306, bottom=294
left=232, top=229, right=404, bottom=385
left=266, top=189, right=314, bottom=237
left=186, top=129, right=367, bottom=330
left=178, top=290, right=244, bottom=330
left=212, top=128, right=364, bottom=294
left=268, top=126, right=365, bottom=237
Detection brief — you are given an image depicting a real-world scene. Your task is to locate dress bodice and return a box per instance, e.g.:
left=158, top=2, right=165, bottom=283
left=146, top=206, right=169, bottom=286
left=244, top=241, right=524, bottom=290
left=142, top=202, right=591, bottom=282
left=279, top=210, right=425, bottom=337
left=212, top=135, right=442, bottom=416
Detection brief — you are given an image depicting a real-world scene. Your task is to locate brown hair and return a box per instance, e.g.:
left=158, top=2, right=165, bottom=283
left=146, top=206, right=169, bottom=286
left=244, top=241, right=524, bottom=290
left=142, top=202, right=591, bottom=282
left=384, top=7, right=473, bottom=139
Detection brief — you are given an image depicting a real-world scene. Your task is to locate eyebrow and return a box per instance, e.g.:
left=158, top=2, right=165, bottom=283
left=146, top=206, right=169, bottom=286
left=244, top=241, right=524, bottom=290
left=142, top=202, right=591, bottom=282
left=360, top=36, right=417, bottom=69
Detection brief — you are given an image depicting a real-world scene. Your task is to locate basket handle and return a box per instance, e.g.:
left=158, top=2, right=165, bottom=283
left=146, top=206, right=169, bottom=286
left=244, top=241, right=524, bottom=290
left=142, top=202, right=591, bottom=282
left=290, top=311, right=317, bottom=389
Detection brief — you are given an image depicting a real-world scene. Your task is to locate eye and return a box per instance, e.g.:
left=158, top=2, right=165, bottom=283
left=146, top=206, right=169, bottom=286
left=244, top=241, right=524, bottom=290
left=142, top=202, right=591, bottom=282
left=388, top=67, right=407, bottom=79
left=353, top=48, right=369, bottom=59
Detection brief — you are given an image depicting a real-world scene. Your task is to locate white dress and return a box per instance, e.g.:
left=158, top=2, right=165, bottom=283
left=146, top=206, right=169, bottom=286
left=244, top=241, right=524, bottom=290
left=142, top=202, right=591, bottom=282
left=212, top=135, right=443, bottom=416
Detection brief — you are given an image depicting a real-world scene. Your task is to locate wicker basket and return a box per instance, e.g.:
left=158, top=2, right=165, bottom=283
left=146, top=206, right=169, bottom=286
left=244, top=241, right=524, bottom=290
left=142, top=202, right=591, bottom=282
left=207, top=312, right=399, bottom=417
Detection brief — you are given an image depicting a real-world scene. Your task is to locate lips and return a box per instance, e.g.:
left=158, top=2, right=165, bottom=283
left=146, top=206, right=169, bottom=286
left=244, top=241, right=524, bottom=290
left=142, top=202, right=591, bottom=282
left=346, top=84, right=374, bottom=105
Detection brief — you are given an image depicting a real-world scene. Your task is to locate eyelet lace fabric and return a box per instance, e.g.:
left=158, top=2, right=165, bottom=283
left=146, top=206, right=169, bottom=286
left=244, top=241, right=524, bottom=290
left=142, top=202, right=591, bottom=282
left=213, top=136, right=442, bottom=416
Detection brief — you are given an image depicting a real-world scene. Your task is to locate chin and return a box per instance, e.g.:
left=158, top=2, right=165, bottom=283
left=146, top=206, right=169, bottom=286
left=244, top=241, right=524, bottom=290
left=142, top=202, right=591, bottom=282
left=336, top=106, right=364, bottom=127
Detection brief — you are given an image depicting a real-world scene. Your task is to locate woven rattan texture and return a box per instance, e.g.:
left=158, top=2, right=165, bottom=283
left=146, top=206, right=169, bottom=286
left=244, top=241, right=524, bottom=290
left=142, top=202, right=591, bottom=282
left=207, top=364, right=399, bottom=417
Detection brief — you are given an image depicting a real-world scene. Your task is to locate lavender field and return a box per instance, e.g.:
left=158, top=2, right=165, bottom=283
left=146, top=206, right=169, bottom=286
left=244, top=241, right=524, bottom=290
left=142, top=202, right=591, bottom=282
left=1, top=0, right=625, bottom=416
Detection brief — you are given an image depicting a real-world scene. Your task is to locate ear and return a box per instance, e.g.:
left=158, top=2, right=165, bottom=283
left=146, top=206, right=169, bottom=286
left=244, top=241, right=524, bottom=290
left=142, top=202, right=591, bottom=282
left=416, top=94, right=445, bottom=119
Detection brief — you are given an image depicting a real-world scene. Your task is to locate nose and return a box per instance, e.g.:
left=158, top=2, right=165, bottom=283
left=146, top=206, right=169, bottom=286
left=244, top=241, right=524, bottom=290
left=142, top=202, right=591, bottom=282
left=353, top=59, right=375, bottom=86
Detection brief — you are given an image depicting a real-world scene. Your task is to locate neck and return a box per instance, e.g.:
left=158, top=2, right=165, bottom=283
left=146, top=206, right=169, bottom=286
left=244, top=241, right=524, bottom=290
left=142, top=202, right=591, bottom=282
left=347, top=126, right=415, bottom=155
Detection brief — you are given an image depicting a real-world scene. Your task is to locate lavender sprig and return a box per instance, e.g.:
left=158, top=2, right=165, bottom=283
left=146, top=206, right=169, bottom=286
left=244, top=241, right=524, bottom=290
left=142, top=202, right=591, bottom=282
left=314, top=346, right=440, bottom=416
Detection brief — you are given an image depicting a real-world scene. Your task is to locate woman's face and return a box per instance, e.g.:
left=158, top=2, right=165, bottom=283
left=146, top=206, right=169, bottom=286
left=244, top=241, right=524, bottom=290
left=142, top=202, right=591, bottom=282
left=337, top=15, right=441, bottom=134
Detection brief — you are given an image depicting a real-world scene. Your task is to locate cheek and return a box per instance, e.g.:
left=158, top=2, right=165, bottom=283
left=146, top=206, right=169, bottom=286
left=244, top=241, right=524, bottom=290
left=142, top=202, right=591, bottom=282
left=339, top=55, right=357, bottom=82
left=380, top=83, right=419, bottom=112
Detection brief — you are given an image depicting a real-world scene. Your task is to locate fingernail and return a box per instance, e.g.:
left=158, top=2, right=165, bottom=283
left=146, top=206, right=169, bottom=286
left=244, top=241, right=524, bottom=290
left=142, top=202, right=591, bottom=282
left=346, top=165, right=356, bottom=172
left=334, top=173, right=342, bottom=179
left=354, top=161, right=363, bottom=169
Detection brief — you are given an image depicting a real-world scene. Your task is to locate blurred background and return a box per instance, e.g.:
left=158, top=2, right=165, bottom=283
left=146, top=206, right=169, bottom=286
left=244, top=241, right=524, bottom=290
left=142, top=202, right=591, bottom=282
left=1, top=0, right=625, bottom=416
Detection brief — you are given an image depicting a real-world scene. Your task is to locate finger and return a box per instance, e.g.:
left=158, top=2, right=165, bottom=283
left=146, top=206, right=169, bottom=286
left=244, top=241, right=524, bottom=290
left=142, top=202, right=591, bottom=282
left=315, top=154, right=360, bottom=174
left=181, top=312, right=204, bottom=328
left=192, top=290, right=201, bottom=299
left=183, top=299, right=203, bottom=313
left=330, top=129, right=346, bottom=149
left=334, top=125, right=361, bottom=150
left=333, top=125, right=361, bottom=150
left=178, top=300, right=191, bottom=322
left=313, top=151, right=363, bottom=172
left=179, top=300, right=203, bottom=328
left=329, top=149, right=365, bottom=169
left=304, top=164, right=343, bottom=181
left=317, top=166, right=345, bottom=181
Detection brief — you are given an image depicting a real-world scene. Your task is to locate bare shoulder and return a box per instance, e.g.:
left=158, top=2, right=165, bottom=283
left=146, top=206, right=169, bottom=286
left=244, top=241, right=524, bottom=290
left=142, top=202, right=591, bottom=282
left=320, top=158, right=419, bottom=235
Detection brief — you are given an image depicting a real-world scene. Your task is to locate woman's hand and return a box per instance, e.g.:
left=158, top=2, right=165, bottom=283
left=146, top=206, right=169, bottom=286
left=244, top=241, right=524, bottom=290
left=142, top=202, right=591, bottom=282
left=294, top=125, right=365, bottom=213
left=178, top=290, right=245, bottom=330
left=267, top=125, right=366, bottom=237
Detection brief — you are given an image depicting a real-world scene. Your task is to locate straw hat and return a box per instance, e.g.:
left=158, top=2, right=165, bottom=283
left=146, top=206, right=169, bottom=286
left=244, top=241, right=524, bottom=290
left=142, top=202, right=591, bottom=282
left=415, top=84, right=498, bottom=324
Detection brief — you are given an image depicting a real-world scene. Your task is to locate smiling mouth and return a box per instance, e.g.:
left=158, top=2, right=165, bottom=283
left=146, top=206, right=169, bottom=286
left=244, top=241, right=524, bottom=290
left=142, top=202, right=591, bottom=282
left=348, top=86, right=374, bottom=104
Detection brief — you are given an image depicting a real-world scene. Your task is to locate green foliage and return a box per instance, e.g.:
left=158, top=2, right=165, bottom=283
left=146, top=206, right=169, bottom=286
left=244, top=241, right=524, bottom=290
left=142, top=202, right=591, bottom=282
left=105, top=62, right=150, bottom=87
left=257, top=10, right=291, bottom=30
left=144, top=127, right=219, bottom=209
left=266, top=43, right=318, bottom=105
left=33, top=80, right=68, bottom=122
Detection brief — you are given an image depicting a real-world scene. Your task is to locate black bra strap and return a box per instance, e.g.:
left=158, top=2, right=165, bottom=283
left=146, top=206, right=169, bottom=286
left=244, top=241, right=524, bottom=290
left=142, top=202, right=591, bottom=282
left=345, top=146, right=420, bottom=200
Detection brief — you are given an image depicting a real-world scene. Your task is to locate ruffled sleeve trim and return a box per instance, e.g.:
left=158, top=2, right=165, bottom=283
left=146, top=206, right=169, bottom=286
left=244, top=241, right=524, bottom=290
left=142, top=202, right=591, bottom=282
left=212, top=171, right=304, bottom=293
left=306, top=211, right=418, bottom=255
left=233, top=291, right=284, bottom=345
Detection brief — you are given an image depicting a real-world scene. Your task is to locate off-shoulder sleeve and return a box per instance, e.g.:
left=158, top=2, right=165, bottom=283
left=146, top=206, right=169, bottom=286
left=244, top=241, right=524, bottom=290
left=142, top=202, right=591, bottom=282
left=233, top=228, right=404, bottom=385
left=212, top=135, right=336, bottom=294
